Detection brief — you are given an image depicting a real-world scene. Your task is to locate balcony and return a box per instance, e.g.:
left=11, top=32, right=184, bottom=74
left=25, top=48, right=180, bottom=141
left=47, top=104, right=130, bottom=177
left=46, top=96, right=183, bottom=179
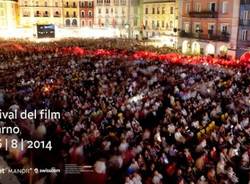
left=189, top=11, right=218, bottom=18
left=23, top=14, right=30, bottom=17
left=179, top=31, right=230, bottom=42
left=43, top=14, right=49, bottom=17
left=64, top=5, right=77, bottom=8
left=34, top=14, right=40, bottom=17
left=241, top=0, right=250, bottom=4
left=54, top=14, right=61, bottom=17
left=239, top=19, right=250, bottom=26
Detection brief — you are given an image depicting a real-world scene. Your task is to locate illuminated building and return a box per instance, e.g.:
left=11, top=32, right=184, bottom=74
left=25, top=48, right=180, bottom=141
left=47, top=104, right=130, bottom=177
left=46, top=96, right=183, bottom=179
left=236, top=0, right=250, bottom=57
left=179, top=0, right=240, bottom=58
left=94, top=0, right=141, bottom=38
left=0, top=0, right=18, bottom=29
left=142, top=0, right=179, bottom=47
left=79, top=0, right=94, bottom=27
left=63, top=0, right=80, bottom=26
left=18, top=0, right=63, bottom=27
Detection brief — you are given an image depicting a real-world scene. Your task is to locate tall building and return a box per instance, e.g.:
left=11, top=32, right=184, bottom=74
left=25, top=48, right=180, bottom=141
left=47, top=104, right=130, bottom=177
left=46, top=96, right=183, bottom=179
left=142, top=0, right=179, bottom=47
left=63, top=0, right=80, bottom=26
left=79, top=0, right=94, bottom=27
left=95, top=0, right=125, bottom=28
left=0, top=0, right=18, bottom=29
left=237, top=0, right=250, bottom=57
left=19, top=0, right=63, bottom=27
left=179, top=0, right=240, bottom=58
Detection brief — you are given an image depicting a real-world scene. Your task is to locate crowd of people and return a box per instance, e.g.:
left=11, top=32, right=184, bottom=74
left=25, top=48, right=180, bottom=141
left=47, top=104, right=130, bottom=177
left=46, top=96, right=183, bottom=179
left=0, top=40, right=249, bottom=184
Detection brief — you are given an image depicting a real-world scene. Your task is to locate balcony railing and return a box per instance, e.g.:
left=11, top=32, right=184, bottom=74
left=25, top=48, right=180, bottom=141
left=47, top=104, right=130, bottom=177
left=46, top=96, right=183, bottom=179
left=64, top=5, right=77, bottom=8
left=239, top=19, right=250, bottom=26
left=189, top=11, right=218, bottom=18
left=54, top=14, right=61, bottom=17
left=179, top=31, right=230, bottom=42
left=241, top=0, right=250, bottom=4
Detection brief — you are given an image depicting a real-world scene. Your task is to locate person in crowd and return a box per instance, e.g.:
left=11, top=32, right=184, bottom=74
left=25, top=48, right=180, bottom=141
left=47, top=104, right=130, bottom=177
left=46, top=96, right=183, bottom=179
left=0, top=39, right=249, bottom=184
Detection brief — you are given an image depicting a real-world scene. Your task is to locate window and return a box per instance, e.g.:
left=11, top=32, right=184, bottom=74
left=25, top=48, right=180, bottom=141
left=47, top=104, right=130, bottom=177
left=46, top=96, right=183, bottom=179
left=66, top=11, right=69, bottom=17
left=23, top=11, right=30, bottom=17
left=97, top=0, right=103, bottom=5
left=157, top=7, right=160, bottom=14
left=82, top=21, right=85, bottom=26
left=152, top=20, right=155, bottom=29
left=88, top=11, right=92, bottom=17
left=162, top=21, right=164, bottom=28
left=162, top=7, right=165, bottom=14
left=194, top=23, right=201, bottom=33
left=35, top=10, right=40, bottom=16
left=45, top=1, right=48, bottom=7
left=243, top=10, right=249, bottom=20
left=221, top=24, right=229, bottom=34
left=186, top=3, right=190, bottom=14
left=170, top=7, right=174, bottom=14
left=195, top=3, right=201, bottom=12
left=106, top=8, right=109, bottom=14
left=36, top=1, right=39, bottom=6
left=145, top=7, right=148, bottom=14
left=81, top=11, right=84, bottom=17
left=209, top=3, right=216, bottom=12
left=73, top=11, right=76, bottom=17
left=208, top=24, right=215, bottom=34
left=184, top=23, right=190, bottom=32
left=152, top=8, right=155, bottom=14
left=73, top=2, right=76, bottom=7
left=120, top=0, right=126, bottom=6
left=170, top=21, right=173, bottom=29
left=145, top=20, right=148, bottom=27
left=104, top=0, right=110, bottom=4
left=89, top=21, right=92, bottom=27
left=134, top=18, right=138, bottom=26
left=98, top=8, right=101, bottom=14
left=55, top=2, right=58, bottom=7
left=24, top=1, right=28, bottom=7
left=157, top=21, right=160, bottom=28
left=241, top=30, right=248, bottom=41
left=54, top=11, right=59, bottom=17
left=222, top=1, right=228, bottom=14
left=114, top=0, right=119, bottom=5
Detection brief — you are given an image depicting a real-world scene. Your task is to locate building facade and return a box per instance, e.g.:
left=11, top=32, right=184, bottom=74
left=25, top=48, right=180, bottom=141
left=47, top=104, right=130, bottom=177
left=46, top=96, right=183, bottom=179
left=142, top=0, right=179, bottom=47
left=94, top=0, right=141, bottom=38
left=79, top=0, right=94, bottom=27
left=18, top=0, right=63, bottom=27
left=179, top=0, right=240, bottom=58
left=0, top=0, right=18, bottom=29
left=63, top=0, right=80, bottom=26
left=237, top=0, right=250, bottom=57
